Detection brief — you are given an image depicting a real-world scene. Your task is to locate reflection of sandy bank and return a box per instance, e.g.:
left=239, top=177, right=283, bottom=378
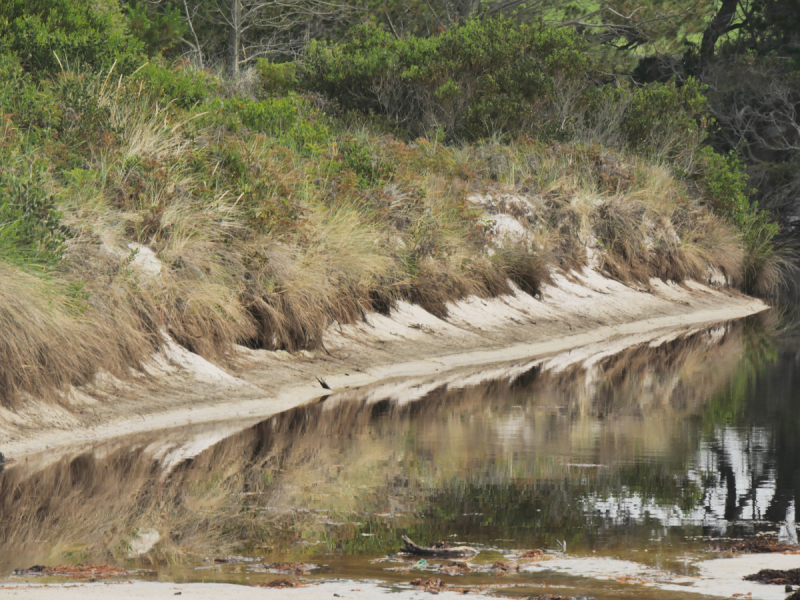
left=0, top=269, right=767, bottom=459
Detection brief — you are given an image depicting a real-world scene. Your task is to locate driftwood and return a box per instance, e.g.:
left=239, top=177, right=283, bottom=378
left=400, top=535, right=478, bottom=558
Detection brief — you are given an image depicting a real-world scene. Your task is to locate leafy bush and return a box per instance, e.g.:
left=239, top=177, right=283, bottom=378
left=0, top=0, right=144, bottom=74
left=0, top=171, right=67, bottom=267
left=231, top=95, right=332, bottom=153
left=340, top=138, right=394, bottom=187
left=125, top=1, right=186, bottom=57
left=134, top=63, right=217, bottom=108
left=0, top=52, right=61, bottom=130
left=304, top=18, right=590, bottom=140
left=580, top=77, right=709, bottom=161
left=256, top=60, right=299, bottom=96
left=697, top=147, right=781, bottom=293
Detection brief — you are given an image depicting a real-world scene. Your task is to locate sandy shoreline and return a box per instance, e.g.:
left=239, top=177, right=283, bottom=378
left=0, top=581, right=479, bottom=599
left=4, top=553, right=799, bottom=600
left=0, top=269, right=769, bottom=459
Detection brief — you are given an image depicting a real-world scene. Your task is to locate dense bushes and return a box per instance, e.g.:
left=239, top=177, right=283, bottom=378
left=0, top=0, right=144, bottom=74
left=304, top=18, right=590, bottom=141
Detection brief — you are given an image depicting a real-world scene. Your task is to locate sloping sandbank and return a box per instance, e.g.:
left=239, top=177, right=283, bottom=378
left=0, top=268, right=768, bottom=458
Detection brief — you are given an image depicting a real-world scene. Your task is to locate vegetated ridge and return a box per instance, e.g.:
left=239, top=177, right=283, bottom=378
left=0, top=0, right=790, bottom=408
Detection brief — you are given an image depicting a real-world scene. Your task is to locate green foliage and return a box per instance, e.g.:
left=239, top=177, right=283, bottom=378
left=581, top=77, right=709, bottom=160
left=340, top=138, right=394, bottom=187
left=125, top=1, right=186, bottom=57
left=304, top=18, right=590, bottom=140
left=134, top=63, right=217, bottom=108
left=230, top=95, right=332, bottom=153
left=0, top=171, right=66, bottom=267
left=621, top=78, right=708, bottom=155
left=697, top=147, right=780, bottom=291
left=0, top=0, right=144, bottom=74
left=256, top=60, right=299, bottom=96
left=0, top=52, right=61, bottom=129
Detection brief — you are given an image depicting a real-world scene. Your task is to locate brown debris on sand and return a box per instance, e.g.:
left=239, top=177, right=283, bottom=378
left=12, top=564, right=128, bottom=579
left=491, top=560, right=519, bottom=575
left=440, top=561, right=472, bottom=575
left=709, top=538, right=800, bottom=554
left=410, top=577, right=472, bottom=594
left=743, top=569, right=800, bottom=585
left=527, top=596, right=578, bottom=600
left=257, top=579, right=308, bottom=588
left=262, top=562, right=318, bottom=574
left=520, top=549, right=545, bottom=560
left=401, top=535, right=479, bottom=558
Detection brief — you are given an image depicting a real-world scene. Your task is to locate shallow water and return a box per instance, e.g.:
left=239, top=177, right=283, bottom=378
left=1, top=315, right=798, bottom=598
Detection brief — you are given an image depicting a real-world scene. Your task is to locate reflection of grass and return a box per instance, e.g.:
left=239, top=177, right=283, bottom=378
left=0, top=322, right=759, bottom=568
left=700, top=315, right=779, bottom=429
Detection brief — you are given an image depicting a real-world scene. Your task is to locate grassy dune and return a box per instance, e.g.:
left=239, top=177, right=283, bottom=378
left=0, top=61, right=768, bottom=407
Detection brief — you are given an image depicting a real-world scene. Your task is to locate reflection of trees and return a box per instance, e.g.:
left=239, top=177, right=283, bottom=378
left=0, top=320, right=780, bottom=569
left=689, top=318, right=798, bottom=528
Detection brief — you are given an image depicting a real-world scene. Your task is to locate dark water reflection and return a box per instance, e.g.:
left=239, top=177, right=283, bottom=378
left=0, top=315, right=798, bottom=595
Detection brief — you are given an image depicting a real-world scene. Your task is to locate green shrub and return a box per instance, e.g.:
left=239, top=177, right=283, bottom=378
left=0, top=0, right=144, bottom=74
left=125, top=1, right=186, bottom=57
left=134, top=63, right=217, bottom=108
left=0, top=171, right=67, bottom=267
left=0, top=52, right=61, bottom=129
left=697, top=147, right=780, bottom=292
left=256, top=60, right=298, bottom=96
left=232, top=95, right=332, bottom=153
left=622, top=78, right=708, bottom=158
left=340, top=138, right=394, bottom=187
left=580, top=77, right=709, bottom=161
left=304, top=18, right=590, bottom=141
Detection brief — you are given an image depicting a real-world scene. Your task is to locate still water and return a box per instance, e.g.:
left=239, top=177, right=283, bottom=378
left=0, top=315, right=798, bottom=598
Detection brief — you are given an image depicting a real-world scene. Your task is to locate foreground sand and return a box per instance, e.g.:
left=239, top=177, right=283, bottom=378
left=0, top=581, right=469, bottom=599
left=5, top=553, right=800, bottom=599
left=0, top=268, right=768, bottom=459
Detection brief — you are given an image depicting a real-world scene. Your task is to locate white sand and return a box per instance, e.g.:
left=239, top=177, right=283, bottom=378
left=522, top=552, right=800, bottom=599
left=0, top=580, right=473, bottom=600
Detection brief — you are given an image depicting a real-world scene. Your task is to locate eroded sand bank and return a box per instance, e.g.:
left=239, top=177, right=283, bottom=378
left=0, top=268, right=768, bottom=458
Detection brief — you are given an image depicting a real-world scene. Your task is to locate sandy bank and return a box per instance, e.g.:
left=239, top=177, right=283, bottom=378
left=0, top=268, right=768, bottom=458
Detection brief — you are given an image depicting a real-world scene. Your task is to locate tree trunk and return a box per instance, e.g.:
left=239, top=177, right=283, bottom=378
left=700, top=0, right=739, bottom=62
left=227, top=0, right=241, bottom=77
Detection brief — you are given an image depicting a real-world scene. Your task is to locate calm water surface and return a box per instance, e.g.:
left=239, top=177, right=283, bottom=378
left=1, top=315, right=798, bottom=598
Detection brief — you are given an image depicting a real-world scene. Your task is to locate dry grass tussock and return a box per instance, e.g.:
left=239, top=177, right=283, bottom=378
left=0, top=68, right=753, bottom=406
